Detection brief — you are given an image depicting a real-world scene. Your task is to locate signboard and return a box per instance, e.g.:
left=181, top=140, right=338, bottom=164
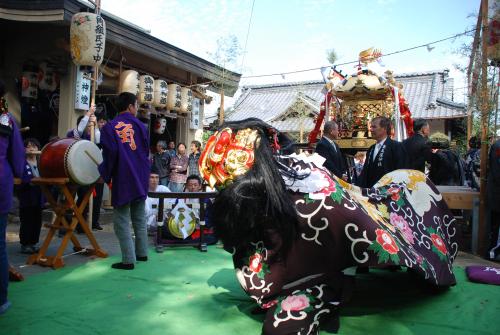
left=75, top=68, right=91, bottom=110
left=190, top=98, right=201, bottom=129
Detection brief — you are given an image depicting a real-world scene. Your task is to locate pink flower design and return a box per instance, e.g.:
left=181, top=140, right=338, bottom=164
left=280, top=294, right=310, bottom=312
left=390, top=213, right=414, bottom=244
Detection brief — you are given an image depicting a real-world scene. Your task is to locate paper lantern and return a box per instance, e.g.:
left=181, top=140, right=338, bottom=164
left=21, top=70, right=38, bottom=99
left=138, top=75, right=154, bottom=104
left=153, top=79, right=168, bottom=108
left=119, top=70, right=139, bottom=95
left=70, top=13, right=106, bottom=66
left=180, top=87, right=193, bottom=113
left=166, top=84, right=182, bottom=111
left=38, top=62, right=58, bottom=92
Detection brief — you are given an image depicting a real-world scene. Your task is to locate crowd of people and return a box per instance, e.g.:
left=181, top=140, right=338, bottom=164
left=315, top=116, right=500, bottom=263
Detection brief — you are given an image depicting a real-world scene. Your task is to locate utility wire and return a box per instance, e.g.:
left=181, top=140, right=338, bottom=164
left=240, top=0, right=256, bottom=73
left=241, top=28, right=478, bottom=79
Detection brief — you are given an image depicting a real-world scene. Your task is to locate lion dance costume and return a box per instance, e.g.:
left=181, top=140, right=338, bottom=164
left=199, top=118, right=457, bottom=335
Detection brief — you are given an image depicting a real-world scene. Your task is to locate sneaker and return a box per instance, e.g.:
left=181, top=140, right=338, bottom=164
left=0, top=301, right=11, bottom=315
left=92, top=224, right=104, bottom=231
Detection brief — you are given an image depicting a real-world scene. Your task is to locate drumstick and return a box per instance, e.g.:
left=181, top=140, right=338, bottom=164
left=84, top=150, right=100, bottom=166
left=19, top=126, right=30, bottom=132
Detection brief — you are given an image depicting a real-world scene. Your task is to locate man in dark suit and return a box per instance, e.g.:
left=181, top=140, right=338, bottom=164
left=403, top=119, right=432, bottom=172
left=358, top=116, right=408, bottom=188
left=315, top=121, right=348, bottom=180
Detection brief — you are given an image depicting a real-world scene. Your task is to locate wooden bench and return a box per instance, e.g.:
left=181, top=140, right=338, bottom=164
left=436, top=186, right=480, bottom=254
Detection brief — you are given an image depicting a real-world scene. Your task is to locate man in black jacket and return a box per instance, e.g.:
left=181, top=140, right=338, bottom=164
left=358, top=116, right=408, bottom=188
left=403, top=119, right=432, bottom=172
left=315, top=121, right=348, bottom=180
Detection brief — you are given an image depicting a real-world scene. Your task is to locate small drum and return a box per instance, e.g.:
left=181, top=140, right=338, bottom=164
left=39, top=138, right=103, bottom=185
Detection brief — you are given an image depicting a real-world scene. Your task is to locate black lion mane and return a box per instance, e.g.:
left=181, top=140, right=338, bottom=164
left=211, top=118, right=299, bottom=260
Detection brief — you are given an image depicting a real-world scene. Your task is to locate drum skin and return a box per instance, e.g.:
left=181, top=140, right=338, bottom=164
left=39, top=138, right=103, bottom=185
left=39, top=138, right=76, bottom=180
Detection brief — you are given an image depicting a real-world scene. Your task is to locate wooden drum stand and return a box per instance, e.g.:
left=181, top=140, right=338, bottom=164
left=26, top=177, right=107, bottom=269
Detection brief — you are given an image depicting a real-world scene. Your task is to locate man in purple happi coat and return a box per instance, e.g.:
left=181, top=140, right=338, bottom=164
left=98, top=92, right=150, bottom=270
left=0, top=80, right=25, bottom=314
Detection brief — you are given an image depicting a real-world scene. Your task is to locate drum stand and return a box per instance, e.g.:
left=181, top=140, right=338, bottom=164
left=148, top=191, right=217, bottom=253
left=27, top=178, right=108, bottom=269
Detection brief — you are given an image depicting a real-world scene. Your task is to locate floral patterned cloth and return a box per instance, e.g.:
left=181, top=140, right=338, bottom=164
left=229, top=157, right=457, bottom=335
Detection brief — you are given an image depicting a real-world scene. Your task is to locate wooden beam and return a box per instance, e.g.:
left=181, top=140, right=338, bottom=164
left=478, top=0, right=489, bottom=255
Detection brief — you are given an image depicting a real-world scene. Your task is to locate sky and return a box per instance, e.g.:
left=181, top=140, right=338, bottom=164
left=97, top=0, right=481, bottom=110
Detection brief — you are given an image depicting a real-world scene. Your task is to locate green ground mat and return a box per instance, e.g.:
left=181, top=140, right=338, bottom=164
left=1, top=246, right=498, bottom=335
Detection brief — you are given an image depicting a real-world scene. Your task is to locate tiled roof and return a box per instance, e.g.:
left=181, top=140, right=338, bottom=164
left=227, top=81, right=325, bottom=123
left=394, top=70, right=467, bottom=119
left=226, top=70, right=466, bottom=131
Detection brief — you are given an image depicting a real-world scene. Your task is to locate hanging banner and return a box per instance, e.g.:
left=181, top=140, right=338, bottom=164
left=190, top=98, right=201, bottom=129
left=75, top=68, right=91, bottom=110
left=70, top=13, right=106, bottom=66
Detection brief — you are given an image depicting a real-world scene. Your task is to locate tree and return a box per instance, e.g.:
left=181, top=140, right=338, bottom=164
left=326, top=48, right=338, bottom=64
left=207, top=35, right=242, bottom=125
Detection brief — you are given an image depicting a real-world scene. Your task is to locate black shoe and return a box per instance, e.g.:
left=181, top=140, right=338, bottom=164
left=20, top=245, right=36, bottom=254
left=136, top=256, right=148, bottom=262
left=92, top=225, right=104, bottom=231
left=111, top=262, right=134, bottom=270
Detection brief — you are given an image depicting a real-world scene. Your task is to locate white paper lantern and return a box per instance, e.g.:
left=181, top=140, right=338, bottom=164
left=138, top=75, right=154, bottom=104
left=119, top=70, right=139, bottom=95
left=21, top=71, right=38, bottom=99
left=70, top=13, right=106, bottom=66
left=153, top=79, right=168, bottom=108
left=38, top=62, right=58, bottom=91
left=180, top=87, right=193, bottom=113
left=166, top=84, right=182, bottom=111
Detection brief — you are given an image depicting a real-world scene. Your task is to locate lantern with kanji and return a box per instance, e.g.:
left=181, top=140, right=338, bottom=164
left=70, top=13, right=106, bottom=66
left=180, top=87, right=193, bottom=113
left=138, top=75, right=154, bottom=105
left=21, top=66, right=38, bottom=99
left=38, top=62, right=58, bottom=92
left=119, top=70, right=140, bottom=95
left=167, top=84, right=182, bottom=112
left=153, top=79, right=168, bottom=108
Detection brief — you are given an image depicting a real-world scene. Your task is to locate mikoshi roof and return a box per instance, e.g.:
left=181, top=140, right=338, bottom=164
left=227, top=70, right=466, bottom=132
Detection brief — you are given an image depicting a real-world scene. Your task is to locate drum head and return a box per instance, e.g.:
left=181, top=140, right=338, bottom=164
left=66, top=140, right=103, bottom=185
left=167, top=213, right=196, bottom=239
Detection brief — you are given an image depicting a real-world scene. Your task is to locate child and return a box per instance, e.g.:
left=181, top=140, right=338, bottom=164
left=17, top=138, right=43, bottom=254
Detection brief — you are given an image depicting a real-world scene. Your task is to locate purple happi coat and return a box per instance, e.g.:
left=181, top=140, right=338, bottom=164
left=0, top=113, right=24, bottom=214
left=98, top=112, right=150, bottom=207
